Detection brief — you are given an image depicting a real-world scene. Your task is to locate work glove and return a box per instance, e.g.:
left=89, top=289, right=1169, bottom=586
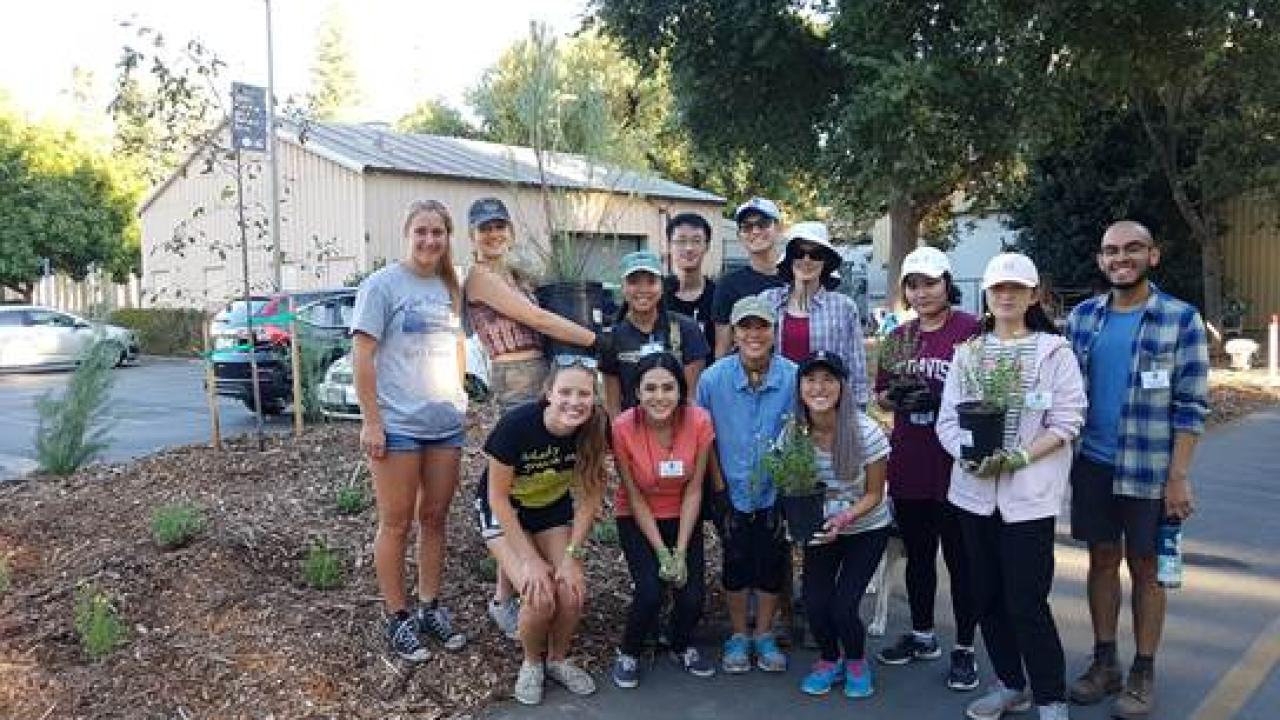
left=1002, top=448, right=1031, bottom=472
left=669, top=548, right=687, bottom=588
left=963, top=451, right=1008, bottom=478
left=657, top=546, right=679, bottom=584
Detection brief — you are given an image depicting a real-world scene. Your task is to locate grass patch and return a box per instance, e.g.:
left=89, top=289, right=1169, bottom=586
left=335, top=484, right=371, bottom=515
left=0, top=555, right=11, bottom=596
left=150, top=503, right=206, bottom=550
left=302, top=539, right=344, bottom=590
left=472, top=555, right=498, bottom=583
left=591, top=517, right=619, bottom=546
left=74, top=585, right=127, bottom=660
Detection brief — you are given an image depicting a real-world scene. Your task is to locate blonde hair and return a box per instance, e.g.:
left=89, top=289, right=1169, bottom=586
left=403, top=199, right=462, bottom=313
left=542, top=364, right=609, bottom=498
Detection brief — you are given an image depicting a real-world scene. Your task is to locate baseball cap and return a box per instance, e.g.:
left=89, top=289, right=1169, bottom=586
left=468, top=197, right=511, bottom=227
left=730, top=295, right=777, bottom=326
left=620, top=251, right=663, bottom=279
left=798, top=350, right=848, bottom=380
left=734, top=197, right=782, bottom=223
left=901, top=246, right=952, bottom=280
left=982, top=252, right=1040, bottom=289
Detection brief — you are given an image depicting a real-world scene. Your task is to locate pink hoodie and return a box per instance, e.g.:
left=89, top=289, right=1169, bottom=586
left=936, top=333, right=1086, bottom=523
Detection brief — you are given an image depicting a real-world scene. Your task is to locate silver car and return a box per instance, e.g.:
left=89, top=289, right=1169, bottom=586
left=0, top=305, right=139, bottom=370
left=318, top=336, right=491, bottom=420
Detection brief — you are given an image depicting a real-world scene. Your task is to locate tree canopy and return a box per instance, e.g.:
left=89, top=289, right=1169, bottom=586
left=307, top=4, right=362, bottom=122
left=396, top=98, right=481, bottom=138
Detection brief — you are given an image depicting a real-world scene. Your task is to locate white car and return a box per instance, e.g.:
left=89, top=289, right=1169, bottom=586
left=317, top=336, right=491, bottom=420
left=0, top=305, right=139, bottom=370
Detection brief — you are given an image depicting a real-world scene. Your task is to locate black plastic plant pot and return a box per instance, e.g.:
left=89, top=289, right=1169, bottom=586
left=956, top=401, right=1006, bottom=462
left=780, top=491, right=826, bottom=545
left=535, top=281, right=604, bottom=358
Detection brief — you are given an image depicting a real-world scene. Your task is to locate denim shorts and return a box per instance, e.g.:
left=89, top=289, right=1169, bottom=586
left=384, top=428, right=465, bottom=452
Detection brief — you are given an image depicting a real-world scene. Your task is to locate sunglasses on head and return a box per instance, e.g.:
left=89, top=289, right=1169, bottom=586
left=553, top=354, right=599, bottom=370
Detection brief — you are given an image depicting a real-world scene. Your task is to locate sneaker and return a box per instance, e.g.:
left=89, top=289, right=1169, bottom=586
left=546, top=659, right=597, bottom=696
left=487, top=597, right=520, bottom=640
left=415, top=602, right=467, bottom=650
left=722, top=633, right=752, bottom=674
left=1068, top=656, right=1122, bottom=704
left=843, top=658, right=874, bottom=698
left=514, top=660, right=544, bottom=705
left=966, top=683, right=1034, bottom=720
left=800, top=659, right=845, bottom=696
left=1038, top=701, right=1070, bottom=720
left=611, top=651, right=640, bottom=689
left=1111, top=668, right=1154, bottom=719
left=754, top=632, right=788, bottom=672
left=948, top=648, right=981, bottom=691
left=672, top=646, right=716, bottom=678
left=385, top=612, right=430, bottom=663
left=876, top=632, right=943, bottom=665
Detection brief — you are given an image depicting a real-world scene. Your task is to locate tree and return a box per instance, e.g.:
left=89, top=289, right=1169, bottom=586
left=0, top=106, right=140, bottom=300
left=307, top=3, right=362, bottom=122
left=396, top=98, right=481, bottom=138
left=1000, top=0, right=1280, bottom=325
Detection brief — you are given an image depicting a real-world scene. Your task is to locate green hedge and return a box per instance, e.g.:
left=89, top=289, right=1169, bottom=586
left=108, top=308, right=207, bottom=357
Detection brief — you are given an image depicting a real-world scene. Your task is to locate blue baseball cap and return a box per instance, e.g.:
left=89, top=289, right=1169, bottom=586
left=468, top=197, right=511, bottom=227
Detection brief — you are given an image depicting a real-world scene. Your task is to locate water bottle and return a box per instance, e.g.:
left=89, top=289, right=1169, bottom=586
left=1157, top=517, right=1183, bottom=589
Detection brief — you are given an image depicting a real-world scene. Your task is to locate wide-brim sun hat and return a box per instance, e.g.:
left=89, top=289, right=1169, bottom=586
left=982, top=252, right=1039, bottom=289
left=901, top=246, right=952, bottom=281
left=778, top=220, right=841, bottom=290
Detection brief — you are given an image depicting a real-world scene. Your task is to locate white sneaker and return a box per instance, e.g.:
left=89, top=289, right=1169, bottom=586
left=546, top=659, right=597, bottom=696
left=514, top=660, right=544, bottom=705
left=488, top=597, right=520, bottom=640
left=966, top=682, right=1034, bottom=720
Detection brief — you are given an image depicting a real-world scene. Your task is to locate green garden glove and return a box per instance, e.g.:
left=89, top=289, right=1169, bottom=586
left=669, top=548, right=688, bottom=589
left=656, top=546, right=678, bottom=583
left=966, top=451, right=1007, bottom=478
left=1002, top=448, right=1032, bottom=472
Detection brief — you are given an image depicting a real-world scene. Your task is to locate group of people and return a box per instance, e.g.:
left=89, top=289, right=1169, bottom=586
left=349, top=194, right=1209, bottom=720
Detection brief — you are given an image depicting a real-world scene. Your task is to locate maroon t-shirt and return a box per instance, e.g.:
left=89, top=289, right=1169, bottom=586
left=874, top=311, right=981, bottom=500
left=780, top=312, right=811, bottom=363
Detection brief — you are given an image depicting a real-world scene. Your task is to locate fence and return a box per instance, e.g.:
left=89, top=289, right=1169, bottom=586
left=20, top=272, right=143, bottom=316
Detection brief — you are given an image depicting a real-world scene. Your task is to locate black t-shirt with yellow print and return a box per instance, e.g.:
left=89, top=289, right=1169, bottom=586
left=483, top=401, right=580, bottom=508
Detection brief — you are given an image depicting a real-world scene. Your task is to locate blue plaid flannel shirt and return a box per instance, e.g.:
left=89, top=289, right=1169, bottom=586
left=1066, top=284, right=1209, bottom=499
left=758, top=286, right=869, bottom=406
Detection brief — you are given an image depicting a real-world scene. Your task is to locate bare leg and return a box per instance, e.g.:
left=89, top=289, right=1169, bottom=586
left=415, top=447, right=460, bottom=602
left=1086, top=543, right=1124, bottom=644
left=1128, top=552, right=1165, bottom=657
left=370, top=451, right=422, bottom=612
left=754, top=591, right=780, bottom=637
left=531, top=527, right=579, bottom=661
left=492, top=529, right=557, bottom=663
left=727, top=590, right=749, bottom=636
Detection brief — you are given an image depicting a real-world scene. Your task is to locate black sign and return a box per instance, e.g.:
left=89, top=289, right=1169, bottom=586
left=231, top=82, right=268, bottom=152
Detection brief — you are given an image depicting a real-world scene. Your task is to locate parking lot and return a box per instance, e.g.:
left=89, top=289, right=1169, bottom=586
left=0, top=356, right=296, bottom=481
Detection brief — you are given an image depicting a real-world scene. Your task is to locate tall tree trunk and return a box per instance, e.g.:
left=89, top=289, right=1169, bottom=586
left=887, top=192, right=920, bottom=311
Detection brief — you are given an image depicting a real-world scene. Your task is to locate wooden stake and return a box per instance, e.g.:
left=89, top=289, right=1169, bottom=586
left=290, top=319, right=304, bottom=438
left=202, top=313, right=223, bottom=451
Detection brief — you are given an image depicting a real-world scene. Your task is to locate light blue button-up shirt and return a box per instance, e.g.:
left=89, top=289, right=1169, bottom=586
left=696, top=353, right=798, bottom=512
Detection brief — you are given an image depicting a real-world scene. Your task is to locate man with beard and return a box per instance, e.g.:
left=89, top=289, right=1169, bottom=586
left=1064, top=220, right=1209, bottom=719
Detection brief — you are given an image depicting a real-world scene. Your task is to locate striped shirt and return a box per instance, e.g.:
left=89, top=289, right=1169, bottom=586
left=979, top=334, right=1039, bottom=450
left=1066, top=285, right=1210, bottom=499
left=813, top=413, right=892, bottom=535
left=758, top=286, right=869, bottom=405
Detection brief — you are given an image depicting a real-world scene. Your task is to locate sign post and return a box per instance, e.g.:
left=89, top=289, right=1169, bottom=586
left=232, top=82, right=269, bottom=450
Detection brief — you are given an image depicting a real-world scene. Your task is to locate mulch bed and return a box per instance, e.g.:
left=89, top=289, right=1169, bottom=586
left=1, top=371, right=1275, bottom=719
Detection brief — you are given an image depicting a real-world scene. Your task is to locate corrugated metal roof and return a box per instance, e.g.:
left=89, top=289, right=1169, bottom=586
left=283, top=121, right=724, bottom=204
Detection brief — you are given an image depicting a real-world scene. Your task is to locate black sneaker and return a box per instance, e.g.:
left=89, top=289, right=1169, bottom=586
left=947, top=648, right=980, bottom=691
left=611, top=651, right=640, bottom=689
left=672, top=646, right=717, bottom=678
left=386, top=612, right=429, bottom=662
left=415, top=601, right=467, bottom=650
left=876, top=633, right=942, bottom=665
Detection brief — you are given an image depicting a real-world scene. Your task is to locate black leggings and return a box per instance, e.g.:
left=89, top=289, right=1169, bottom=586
left=618, top=516, right=706, bottom=656
left=802, top=527, right=890, bottom=662
left=958, top=509, right=1066, bottom=705
left=895, top=498, right=977, bottom=646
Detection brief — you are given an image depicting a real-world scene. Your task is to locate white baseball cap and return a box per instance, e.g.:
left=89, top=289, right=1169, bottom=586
left=982, top=252, right=1040, bottom=289
left=900, top=246, right=951, bottom=280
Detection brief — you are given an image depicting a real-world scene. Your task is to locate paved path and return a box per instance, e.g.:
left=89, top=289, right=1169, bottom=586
left=485, top=408, right=1280, bottom=719
left=0, top=357, right=291, bottom=481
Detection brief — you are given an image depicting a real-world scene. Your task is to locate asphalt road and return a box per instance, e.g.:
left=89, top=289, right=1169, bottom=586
left=0, top=356, right=292, bottom=481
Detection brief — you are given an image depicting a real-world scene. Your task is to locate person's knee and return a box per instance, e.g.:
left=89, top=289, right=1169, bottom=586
left=1126, top=553, right=1159, bottom=586
left=1089, top=543, right=1124, bottom=572
left=377, top=516, right=414, bottom=544
left=523, top=593, right=558, bottom=621
left=416, top=500, right=450, bottom=532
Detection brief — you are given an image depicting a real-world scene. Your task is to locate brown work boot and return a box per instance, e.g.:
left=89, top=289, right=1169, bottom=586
left=1111, top=668, right=1154, bottom=719
left=1068, top=657, right=1122, bottom=704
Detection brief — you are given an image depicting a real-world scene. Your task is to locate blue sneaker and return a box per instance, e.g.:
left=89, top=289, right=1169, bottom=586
left=801, top=659, right=845, bottom=696
left=754, top=632, right=788, bottom=672
left=844, top=659, right=874, bottom=698
left=722, top=633, right=752, bottom=674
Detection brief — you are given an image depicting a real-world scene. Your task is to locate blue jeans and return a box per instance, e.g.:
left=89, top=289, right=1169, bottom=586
left=384, top=429, right=464, bottom=451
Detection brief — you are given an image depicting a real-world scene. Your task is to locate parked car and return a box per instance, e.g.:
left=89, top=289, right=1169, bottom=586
left=317, top=336, right=491, bottom=420
left=209, top=289, right=356, bottom=414
left=0, top=305, right=139, bottom=370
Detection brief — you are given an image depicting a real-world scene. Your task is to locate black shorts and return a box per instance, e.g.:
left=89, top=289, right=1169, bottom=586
left=722, top=507, right=788, bottom=594
left=1070, top=454, right=1162, bottom=555
left=474, top=470, right=573, bottom=540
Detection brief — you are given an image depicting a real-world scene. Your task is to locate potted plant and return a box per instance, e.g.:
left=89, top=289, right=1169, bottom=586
left=955, top=338, right=1023, bottom=462
left=878, top=326, right=934, bottom=414
left=761, top=416, right=825, bottom=544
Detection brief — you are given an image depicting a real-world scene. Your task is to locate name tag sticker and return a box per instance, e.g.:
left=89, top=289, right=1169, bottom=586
left=958, top=429, right=974, bottom=447
left=909, top=411, right=935, bottom=425
left=640, top=341, right=665, bottom=357
left=1141, top=369, right=1171, bottom=390
left=658, top=460, right=685, bottom=478
left=1025, top=391, right=1052, bottom=410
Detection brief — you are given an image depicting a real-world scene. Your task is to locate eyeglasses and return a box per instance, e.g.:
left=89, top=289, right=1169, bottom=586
left=1099, top=242, right=1153, bottom=258
left=553, top=354, right=599, bottom=370
left=738, top=218, right=774, bottom=232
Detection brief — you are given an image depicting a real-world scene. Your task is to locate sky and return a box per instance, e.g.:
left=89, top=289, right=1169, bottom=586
left=0, top=0, right=589, bottom=130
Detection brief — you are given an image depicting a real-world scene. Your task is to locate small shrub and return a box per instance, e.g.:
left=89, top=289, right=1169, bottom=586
left=591, top=518, right=619, bottom=546
left=34, top=340, right=116, bottom=475
left=150, top=503, right=206, bottom=549
left=0, top=556, right=11, bottom=596
left=302, top=540, right=344, bottom=590
left=335, top=484, right=371, bottom=515
left=107, top=308, right=206, bottom=356
left=473, top=555, right=498, bottom=582
left=74, top=585, right=127, bottom=659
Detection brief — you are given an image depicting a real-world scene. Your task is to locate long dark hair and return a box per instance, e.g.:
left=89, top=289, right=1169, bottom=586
left=793, top=368, right=866, bottom=484
left=980, top=301, right=1060, bottom=335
